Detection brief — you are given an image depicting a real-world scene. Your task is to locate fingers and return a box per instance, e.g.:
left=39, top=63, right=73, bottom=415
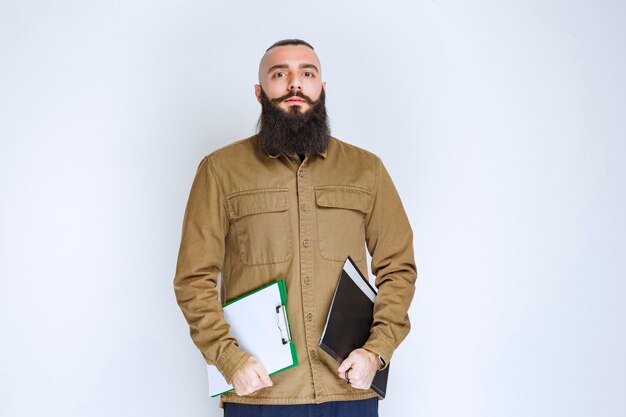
left=231, top=357, right=273, bottom=396
left=339, top=367, right=370, bottom=390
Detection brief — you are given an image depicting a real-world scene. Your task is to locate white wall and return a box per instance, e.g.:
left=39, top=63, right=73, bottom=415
left=1, top=1, right=625, bottom=416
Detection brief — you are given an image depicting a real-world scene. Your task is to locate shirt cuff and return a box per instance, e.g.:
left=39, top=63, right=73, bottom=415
left=215, top=343, right=251, bottom=384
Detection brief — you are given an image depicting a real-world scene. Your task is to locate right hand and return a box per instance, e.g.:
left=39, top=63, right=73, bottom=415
left=231, top=356, right=273, bottom=396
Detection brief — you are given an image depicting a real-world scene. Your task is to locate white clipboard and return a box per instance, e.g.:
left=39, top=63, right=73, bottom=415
left=207, top=280, right=298, bottom=397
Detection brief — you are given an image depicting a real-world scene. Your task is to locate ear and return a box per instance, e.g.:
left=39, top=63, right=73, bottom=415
left=254, top=84, right=262, bottom=103
left=322, top=81, right=327, bottom=93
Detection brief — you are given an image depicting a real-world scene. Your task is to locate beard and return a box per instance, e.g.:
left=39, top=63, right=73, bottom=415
left=256, top=88, right=330, bottom=157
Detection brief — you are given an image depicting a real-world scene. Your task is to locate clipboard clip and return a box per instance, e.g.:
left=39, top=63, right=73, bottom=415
left=275, top=305, right=292, bottom=345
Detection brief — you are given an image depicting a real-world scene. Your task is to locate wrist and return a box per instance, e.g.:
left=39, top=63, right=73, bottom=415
left=363, top=348, right=384, bottom=370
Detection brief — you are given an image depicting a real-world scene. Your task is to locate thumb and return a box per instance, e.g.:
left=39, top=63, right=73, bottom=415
left=338, top=354, right=356, bottom=373
left=255, top=364, right=273, bottom=387
left=261, top=373, right=273, bottom=387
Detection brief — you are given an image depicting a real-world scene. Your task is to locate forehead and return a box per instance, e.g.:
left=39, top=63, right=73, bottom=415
left=259, top=45, right=322, bottom=76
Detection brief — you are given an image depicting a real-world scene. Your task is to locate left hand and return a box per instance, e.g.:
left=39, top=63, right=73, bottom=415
left=337, top=348, right=379, bottom=390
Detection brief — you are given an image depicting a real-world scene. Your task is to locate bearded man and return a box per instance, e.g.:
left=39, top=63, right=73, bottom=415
left=174, top=39, right=416, bottom=417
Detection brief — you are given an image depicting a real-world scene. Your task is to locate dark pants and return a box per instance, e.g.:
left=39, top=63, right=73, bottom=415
left=223, top=398, right=379, bottom=417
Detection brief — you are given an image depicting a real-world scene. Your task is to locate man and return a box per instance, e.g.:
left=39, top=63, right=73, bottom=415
left=174, top=39, right=416, bottom=416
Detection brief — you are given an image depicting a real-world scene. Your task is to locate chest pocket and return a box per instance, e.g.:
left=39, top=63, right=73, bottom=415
left=315, top=186, right=372, bottom=262
left=227, top=188, right=292, bottom=266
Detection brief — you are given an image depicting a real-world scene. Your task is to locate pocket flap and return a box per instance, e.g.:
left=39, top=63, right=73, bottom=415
left=314, top=186, right=372, bottom=213
left=227, top=188, right=289, bottom=219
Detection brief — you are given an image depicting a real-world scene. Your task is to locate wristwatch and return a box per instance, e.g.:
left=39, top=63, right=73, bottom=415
left=377, top=354, right=386, bottom=370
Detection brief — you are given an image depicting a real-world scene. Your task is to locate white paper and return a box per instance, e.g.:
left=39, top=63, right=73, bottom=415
left=343, top=259, right=376, bottom=302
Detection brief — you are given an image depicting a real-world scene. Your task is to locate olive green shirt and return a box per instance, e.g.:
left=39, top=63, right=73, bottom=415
left=174, top=136, right=416, bottom=405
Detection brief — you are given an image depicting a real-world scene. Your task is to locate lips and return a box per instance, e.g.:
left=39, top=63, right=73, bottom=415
left=285, top=97, right=305, bottom=104
left=271, top=91, right=313, bottom=105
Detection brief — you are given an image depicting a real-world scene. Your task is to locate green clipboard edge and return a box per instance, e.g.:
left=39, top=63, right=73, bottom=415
left=211, top=280, right=299, bottom=397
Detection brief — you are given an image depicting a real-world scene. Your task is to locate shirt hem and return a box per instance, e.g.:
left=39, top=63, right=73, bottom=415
left=220, top=391, right=379, bottom=406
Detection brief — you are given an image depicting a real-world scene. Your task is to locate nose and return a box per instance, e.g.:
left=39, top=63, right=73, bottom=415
left=288, top=75, right=302, bottom=91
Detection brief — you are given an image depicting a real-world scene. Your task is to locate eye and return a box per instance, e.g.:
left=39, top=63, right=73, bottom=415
left=304, top=71, right=314, bottom=78
left=274, top=71, right=286, bottom=79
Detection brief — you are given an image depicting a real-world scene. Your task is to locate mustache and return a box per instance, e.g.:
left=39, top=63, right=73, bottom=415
left=270, top=91, right=315, bottom=105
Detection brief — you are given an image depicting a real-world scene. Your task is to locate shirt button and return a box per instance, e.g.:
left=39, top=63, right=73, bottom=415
left=303, top=239, right=310, bottom=248
left=306, top=313, right=313, bottom=321
left=310, top=350, right=316, bottom=358
left=304, top=276, right=311, bottom=285
left=298, top=171, right=305, bottom=177
left=300, top=203, right=307, bottom=211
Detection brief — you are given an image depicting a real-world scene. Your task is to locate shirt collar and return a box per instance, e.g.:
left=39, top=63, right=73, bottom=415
left=266, top=148, right=328, bottom=160
left=258, top=135, right=329, bottom=160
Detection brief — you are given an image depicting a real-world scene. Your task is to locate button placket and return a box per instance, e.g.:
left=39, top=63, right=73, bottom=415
left=296, top=162, right=322, bottom=397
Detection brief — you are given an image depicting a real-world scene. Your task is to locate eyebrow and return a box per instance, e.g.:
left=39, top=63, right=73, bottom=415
left=267, top=63, right=320, bottom=74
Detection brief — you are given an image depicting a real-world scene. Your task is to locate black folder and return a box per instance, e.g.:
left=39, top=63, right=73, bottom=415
left=319, top=256, right=390, bottom=398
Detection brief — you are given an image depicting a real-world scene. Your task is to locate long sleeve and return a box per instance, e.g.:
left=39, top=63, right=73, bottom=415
left=173, top=156, right=250, bottom=383
left=361, top=157, right=417, bottom=367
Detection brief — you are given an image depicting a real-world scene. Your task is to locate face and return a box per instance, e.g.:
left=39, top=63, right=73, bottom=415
left=255, top=45, right=326, bottom=114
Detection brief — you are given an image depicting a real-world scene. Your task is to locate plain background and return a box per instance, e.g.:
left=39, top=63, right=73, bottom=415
left=1, top=1, right=625, bottom=416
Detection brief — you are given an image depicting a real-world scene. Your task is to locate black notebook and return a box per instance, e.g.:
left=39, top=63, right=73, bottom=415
left=319, top=256, right=390, bottom=398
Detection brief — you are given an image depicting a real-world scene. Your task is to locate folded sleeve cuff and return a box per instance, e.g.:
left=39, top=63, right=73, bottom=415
left=362, top=331, right=395, bottom=371
left=215, top=344, right=251, bottom=384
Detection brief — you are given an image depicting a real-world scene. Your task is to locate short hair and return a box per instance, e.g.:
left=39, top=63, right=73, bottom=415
left=266, top=39, right=314, bottom=52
